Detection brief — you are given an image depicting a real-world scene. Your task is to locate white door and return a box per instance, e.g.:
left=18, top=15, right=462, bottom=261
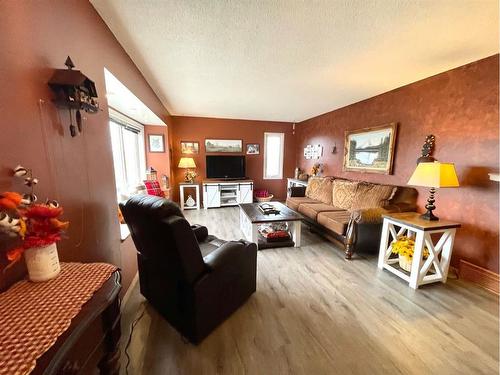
left=204, top=184, right=221, bottom=208
left=238, top=183, right=253, bottom=203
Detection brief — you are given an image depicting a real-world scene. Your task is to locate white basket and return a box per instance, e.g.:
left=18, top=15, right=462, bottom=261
left=398, top=254, right=412, bottom=272
left=24, top=243, right=61, bottom=282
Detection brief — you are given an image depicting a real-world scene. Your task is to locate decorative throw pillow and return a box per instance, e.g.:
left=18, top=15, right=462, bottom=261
left=331, top=179, right=359, bottom=210
left=305, top=177, right=334, bottom=204
left=350, top=182, right=396, bottom=210
left=143, top=180, right=164, bottom=197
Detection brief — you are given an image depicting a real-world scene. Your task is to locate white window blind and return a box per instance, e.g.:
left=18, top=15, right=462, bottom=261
left=263, top=132, right=284, bottom=180
left=109, top=112, right=145, bottom=201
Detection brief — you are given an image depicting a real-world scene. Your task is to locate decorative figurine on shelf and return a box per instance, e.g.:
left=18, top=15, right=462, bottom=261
left=48, top=56, right=99, bottom=137
left=161, top=174, right=170, bottom=190
left=0, top=165, right=69, bottom=282
left=417, top=134, right=436, bottom=164
left=294, top=167, right=301, bottom=179
left=145, top=166, right=158, bottom=181
left=310, top=162, right=323, bottom=177
left=185, top=195, right=196, bottom=207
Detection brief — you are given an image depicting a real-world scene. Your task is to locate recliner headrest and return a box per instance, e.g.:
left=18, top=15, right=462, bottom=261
left=120, top=195, right=184, bottom=222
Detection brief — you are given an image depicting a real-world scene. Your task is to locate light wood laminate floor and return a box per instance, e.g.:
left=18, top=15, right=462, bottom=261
left=121, top=207, right=499, bottom=375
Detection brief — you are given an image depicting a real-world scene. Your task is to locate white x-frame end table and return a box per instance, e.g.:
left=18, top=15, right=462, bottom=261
left=378, top=212, right=461, bottom=289
left=179, top=183, right=200, bottom=210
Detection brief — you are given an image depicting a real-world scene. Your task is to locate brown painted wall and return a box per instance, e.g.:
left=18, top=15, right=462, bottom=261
left=0, top=1, right=171, bottom=290
left=296, top=55, right=499, bottom=273
left=171, top=116, right=295, bottom=202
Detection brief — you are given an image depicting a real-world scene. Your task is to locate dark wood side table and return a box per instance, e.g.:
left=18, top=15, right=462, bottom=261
left=33, top=270, right=122, bottom=375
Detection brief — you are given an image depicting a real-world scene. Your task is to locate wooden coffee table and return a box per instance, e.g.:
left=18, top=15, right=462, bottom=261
left=239, top=202, right=303, bottom=248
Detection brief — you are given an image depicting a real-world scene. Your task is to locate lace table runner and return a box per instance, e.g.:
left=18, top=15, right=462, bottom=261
left=0, top=262, right=118, bottom=375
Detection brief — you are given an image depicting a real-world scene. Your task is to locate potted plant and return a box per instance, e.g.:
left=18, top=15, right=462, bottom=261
left=391, top=235, right=429, bottom=272
left=0, top=192, right=69, bottom=282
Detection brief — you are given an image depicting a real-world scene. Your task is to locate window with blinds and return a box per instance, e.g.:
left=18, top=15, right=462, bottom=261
left=263, top=132, right=285, bottom=180
left=109, top=115, right=146, bottom=201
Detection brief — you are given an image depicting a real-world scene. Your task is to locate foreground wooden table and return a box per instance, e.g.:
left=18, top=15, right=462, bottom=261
left=239, top=201, right=303, bottom=248
left=378, top=212, right=461, bottom=289
left=33, top=270, right=121, bottom=374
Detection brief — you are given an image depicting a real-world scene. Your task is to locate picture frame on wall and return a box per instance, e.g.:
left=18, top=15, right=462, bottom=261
left=181, top=141, right=199, bottom=154
left=343, top=123, right=397, bottom=174
left=246, top=143, right=260, bottom=155
left=148, top=134, right=165, bottom=153
left=205, top=139, right=243, bottom=153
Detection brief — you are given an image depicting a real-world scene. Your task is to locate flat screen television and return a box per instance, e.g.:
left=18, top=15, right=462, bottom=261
left=206, top=155, right=246, bottom=180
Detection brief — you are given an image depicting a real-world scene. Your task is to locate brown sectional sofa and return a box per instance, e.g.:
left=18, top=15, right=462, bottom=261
left=286, top=177, right=417, bottom=259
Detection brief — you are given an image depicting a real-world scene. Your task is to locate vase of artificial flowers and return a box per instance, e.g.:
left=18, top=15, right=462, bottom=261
left=391, top=235, right=429, bottom=272
left=184, top=170, right=197, bottom=183
left=0, top=191, right=69, bottom=282
left=23, top=243, right=61, bottom=282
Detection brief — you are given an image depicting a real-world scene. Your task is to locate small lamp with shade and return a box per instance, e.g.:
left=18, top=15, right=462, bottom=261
left=178, top=157, right=197, bottom=183
left=407, top=161, right=459, bottom=221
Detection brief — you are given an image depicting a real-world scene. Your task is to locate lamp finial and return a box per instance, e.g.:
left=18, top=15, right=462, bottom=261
left=65, top=56, right=75, bottom=70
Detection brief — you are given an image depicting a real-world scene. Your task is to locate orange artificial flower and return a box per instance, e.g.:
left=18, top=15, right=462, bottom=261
left=0, top=192, right=23, bottom=210
left=50, top=218, right=70, bottom=231
left=6, top=247, right=24, bottom=263
left=24, top=204, right=63, bottom=219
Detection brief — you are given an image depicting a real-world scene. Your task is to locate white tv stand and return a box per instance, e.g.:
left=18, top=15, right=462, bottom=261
left=202, top=180, right=254, bottom=209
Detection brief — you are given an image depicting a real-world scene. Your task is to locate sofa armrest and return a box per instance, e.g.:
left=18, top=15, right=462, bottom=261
left=289, top=186, right=306, bottom=197
left=350, top=200, right=417, bottom=225
left=350, top=207, right=391, bottom=224
left=191, top=224, right=209, bottom=242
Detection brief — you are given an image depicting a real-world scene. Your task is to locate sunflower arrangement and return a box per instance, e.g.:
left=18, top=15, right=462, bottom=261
left=184, top=169, right=197, bottom=183
left=0, top=191, right=69, bottom=267
left=391, top=235, right=429, bottom=262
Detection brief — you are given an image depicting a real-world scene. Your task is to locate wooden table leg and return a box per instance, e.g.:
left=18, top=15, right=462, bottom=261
left=98, top=301, right=121, bottom=375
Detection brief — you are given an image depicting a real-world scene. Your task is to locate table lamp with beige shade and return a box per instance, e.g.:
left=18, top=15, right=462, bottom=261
left=178, top=157, right=197, bottom=183
left=407, top=161, right=459, bottom=221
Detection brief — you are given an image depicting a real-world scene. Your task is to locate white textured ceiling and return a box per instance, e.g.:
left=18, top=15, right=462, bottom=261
left=91, top=0, right=499, bottom=122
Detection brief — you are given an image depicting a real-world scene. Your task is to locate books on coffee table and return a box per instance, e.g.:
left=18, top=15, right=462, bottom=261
left=258, top=203, right=280, bottom=215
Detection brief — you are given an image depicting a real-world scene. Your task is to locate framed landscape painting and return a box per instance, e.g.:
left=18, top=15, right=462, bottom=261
left=181, top=141, right=199, bottom=154
left=343, top=123, right=397, bottom=174
left=205, top=139, right=243, bottom=153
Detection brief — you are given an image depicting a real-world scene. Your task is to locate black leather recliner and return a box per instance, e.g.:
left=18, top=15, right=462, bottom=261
left=120, top=195, right=257, bottom=343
